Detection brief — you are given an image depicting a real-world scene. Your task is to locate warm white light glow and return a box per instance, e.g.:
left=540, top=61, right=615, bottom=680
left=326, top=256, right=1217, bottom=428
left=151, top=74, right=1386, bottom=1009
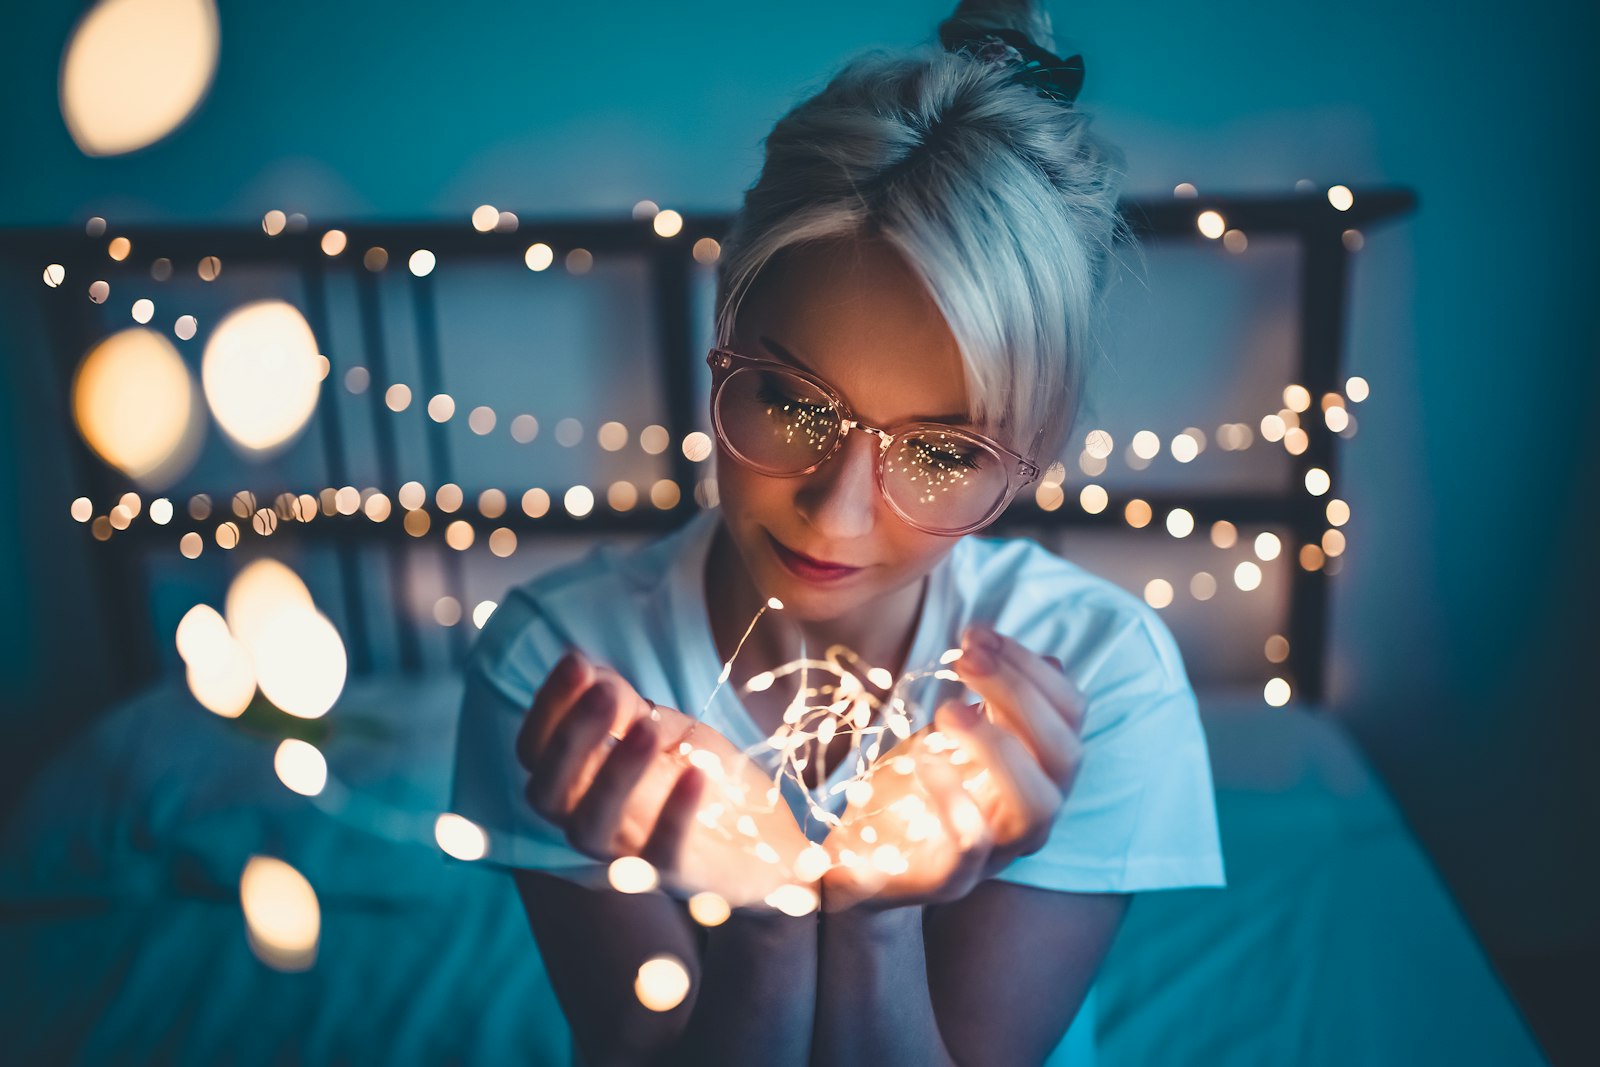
left=524, top=243, right=553, bottom=271
left=688, top=892, right=730, bottom=927
left=1084, top=429, right=1113, bottom=459
left=386, top=384, right=412, bottom=411
left=1264, top=677, right=1292, bottom=706
left=1254, top=532, right=1282, bottom=561
left=472, top=205, right=499, bottom=233
left=1144, top=579, right=1174, bottom=609
left=682, top=431, right=712, bottom=462
left=203, top=300, right=322, bottom=453
left=184, top=631, right=255, bottom=717
left=1124, top=499, right=1152, bottom=529
left=598, top=421, right=629, bottom=451
left=1234, top=561, right=1263, bottom=591
left=765, top=884, right=820, bottom=917
left=652, top=210, right=684, bottom=238
left=225, top=558, right=314, bottom=656
left=1326, top=499, right=1350, bottom=527
left=472, top=600, right=498, bottom=629
left=1166, top=508, right=1194, bottom=538
left=240, top=855, right=319, bottom=971
left=131, top=298, right=154, bottom=324
left=635, top=955, right=690, bottom=1012
left=274, top=738, right=327, bottom=797
left=564, top=485, right=595, bottom=518
left=1170, top=433, right=1199, bottom=463
left=408, top=249, right=436, bottom=277
left=435, top=813, right=488, bottom=860
left=1283, top=385, right=1311, bottom=412
left=1197, top=210, right=1226, bottom=239
left=1346, top=376, right=1370, bottom=402
left=639, top=424, right=670, bottom=454
left=72, top=326, right=201, bottom=485
left=252, top=607, right=347, bottom=719
left=1305, top=468, right=1331, bottom=496
left=427, top=393, right=455, bottom=422
left=1190, top=572, right=1217, bottom=601
left=321, top=230, right=347, bottom=256
left=1079, top=484, right=1108, bottom=514
left=60, top=0, right=220, bottom=157
left=1131, top=430, right=1160, bottom=460
left=445, top=520, right=474, bottom=550
left=609, top=856, right=659, bottom=894
left=1327, top=185, right=1354, bottom=211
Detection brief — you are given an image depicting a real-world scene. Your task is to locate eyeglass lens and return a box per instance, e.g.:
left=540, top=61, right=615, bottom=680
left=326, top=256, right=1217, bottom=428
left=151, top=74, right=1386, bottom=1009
left=714, top=366, right=1009, bottom=533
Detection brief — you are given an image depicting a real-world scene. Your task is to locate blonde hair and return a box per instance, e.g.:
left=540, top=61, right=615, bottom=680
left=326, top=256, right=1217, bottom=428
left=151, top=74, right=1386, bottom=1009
left=713, top=0, right=1129, bottom=466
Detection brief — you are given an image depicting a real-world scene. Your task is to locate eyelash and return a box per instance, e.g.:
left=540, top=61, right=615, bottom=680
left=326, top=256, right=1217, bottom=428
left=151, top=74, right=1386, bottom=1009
left=757, top=381, right=982, bottom=469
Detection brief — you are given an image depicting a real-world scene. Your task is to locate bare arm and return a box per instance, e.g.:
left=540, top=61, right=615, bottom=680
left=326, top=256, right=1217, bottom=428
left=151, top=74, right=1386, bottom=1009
left=811, top=882, right=1125, bottom=1066
left=513, top=869, right=817, bottom=1066
left=923, top=881, right=1129, bottom=1065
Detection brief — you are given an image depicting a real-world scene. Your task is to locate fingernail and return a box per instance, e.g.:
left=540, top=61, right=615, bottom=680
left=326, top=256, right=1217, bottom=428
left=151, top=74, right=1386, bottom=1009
left=553, top=649, right=587, bottom=688
left=960, top=643, right=994, bottom=675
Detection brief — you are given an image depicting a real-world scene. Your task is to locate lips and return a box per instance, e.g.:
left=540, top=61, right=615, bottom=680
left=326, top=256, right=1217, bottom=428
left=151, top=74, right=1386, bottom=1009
left=766, top=531, right=864, bottom=582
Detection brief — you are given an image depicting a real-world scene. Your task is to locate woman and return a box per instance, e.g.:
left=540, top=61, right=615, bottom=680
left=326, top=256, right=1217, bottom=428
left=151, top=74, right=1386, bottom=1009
left=452, top=2, right=1224, bottom=1062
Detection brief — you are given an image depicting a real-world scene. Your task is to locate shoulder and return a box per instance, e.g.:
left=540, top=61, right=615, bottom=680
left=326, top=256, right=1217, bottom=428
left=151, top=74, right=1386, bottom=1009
left=466, top=510, right=717, bottom=701
left=951, top=532, right=1188, bottom=698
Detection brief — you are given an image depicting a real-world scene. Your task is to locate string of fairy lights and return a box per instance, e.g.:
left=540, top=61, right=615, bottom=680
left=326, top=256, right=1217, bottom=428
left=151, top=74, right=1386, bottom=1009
left=57, top=182, right=1371, bottom=992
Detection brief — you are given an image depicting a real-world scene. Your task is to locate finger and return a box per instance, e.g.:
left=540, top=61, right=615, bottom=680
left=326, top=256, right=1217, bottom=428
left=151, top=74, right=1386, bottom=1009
left=517, top=649, right=594, bottom=772
left=565, top=716, right=662, bottom=860
left=934, top=700, right=1064, bottom=848
left=526, top=677, right=619, bottom=820
left=960, top=628, right=1086, bottom=734
left=915, top=757, right=994, bottom=904
left=953, top=633, right=1084, bottom=786
left=639, top=765, right=706, bottom=880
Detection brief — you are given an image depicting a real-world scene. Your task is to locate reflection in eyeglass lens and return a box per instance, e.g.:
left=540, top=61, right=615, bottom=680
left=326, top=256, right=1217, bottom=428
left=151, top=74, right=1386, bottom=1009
left=720, top=367, right=1007, bottom=532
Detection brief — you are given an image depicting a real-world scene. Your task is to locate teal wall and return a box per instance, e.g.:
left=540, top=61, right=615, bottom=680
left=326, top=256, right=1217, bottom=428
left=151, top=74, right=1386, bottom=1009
left=3, top=0, right=1595, bottom=1048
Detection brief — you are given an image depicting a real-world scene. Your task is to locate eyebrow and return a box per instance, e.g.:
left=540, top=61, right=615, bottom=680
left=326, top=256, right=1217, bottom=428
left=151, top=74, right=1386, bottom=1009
left=757, top=335, right=975, bottom=426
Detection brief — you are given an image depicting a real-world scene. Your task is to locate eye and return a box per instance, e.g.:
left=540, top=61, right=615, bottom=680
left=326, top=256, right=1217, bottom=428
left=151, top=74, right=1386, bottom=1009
left=909, top=438, right=983, bottom=471
left=756, top=375, right=833, bottom=419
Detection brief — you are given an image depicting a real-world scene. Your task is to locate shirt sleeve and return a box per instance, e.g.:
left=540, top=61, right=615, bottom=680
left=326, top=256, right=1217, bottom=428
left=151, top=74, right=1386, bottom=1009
left=991, top=605, right=1226, bottom=895
left=448, top=587, right=608, bottom=877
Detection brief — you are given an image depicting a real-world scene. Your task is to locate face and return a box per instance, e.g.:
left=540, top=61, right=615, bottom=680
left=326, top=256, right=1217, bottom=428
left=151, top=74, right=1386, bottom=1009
left=714, top=235, right=981, bottom=626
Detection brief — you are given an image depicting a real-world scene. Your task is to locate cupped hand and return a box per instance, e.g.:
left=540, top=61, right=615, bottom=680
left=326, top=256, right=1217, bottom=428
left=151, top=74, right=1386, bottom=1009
left=516, top=648, right=815, bottom=908
left=819, top=625, right=1085, bottom=911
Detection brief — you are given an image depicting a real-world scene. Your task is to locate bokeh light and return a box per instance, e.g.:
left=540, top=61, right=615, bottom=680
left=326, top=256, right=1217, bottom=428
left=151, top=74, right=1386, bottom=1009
left=274, top=738, right=327, bottom=797
left=635, top=955, right=690, bottom=1012
left=59, top=0, right=221, bottom=157
left=203, top=300, right=322, bottom=453
left=240, top=855, right=319, bottom=972
left=435, top=813, right=488, bottom=861
left=72, top=326, right=203, bottom=486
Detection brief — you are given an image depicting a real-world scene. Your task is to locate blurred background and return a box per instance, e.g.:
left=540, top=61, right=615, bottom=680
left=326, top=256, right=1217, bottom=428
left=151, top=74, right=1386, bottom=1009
left=1, top=1, right=1594, bottom=1064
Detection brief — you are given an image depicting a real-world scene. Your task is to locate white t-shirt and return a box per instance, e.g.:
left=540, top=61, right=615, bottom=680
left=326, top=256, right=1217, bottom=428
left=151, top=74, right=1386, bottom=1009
left=451, top=505, right=1225, bottom=893
left=450, top=506, right=1223, bottom=1065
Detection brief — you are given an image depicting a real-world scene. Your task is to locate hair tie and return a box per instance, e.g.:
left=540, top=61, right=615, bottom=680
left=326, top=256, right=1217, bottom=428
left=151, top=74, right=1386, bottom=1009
left=938, top=17, right=1084, bottom=105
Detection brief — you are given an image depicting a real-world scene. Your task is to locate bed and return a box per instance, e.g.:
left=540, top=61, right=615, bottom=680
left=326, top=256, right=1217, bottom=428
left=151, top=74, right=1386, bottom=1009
left=1, top=673, right=1544, bottom=1065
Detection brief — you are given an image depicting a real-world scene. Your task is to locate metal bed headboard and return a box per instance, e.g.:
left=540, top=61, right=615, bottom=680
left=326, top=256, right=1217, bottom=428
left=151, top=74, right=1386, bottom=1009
left=10, top=187, right=1416, bottom=704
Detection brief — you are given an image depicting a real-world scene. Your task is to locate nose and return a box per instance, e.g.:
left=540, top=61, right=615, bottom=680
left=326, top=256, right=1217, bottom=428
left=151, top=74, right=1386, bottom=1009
left=793, top=425, right=880, bottom=542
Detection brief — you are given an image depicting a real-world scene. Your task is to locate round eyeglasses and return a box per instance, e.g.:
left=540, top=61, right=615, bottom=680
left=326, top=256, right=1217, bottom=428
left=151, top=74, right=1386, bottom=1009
left=706, top=347, right=1041, bottom=536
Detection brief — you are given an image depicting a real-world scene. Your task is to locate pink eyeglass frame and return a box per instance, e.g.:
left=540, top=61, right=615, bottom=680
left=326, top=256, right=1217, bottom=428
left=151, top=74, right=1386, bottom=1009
left=705, top=346, right=1043, bottom=536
